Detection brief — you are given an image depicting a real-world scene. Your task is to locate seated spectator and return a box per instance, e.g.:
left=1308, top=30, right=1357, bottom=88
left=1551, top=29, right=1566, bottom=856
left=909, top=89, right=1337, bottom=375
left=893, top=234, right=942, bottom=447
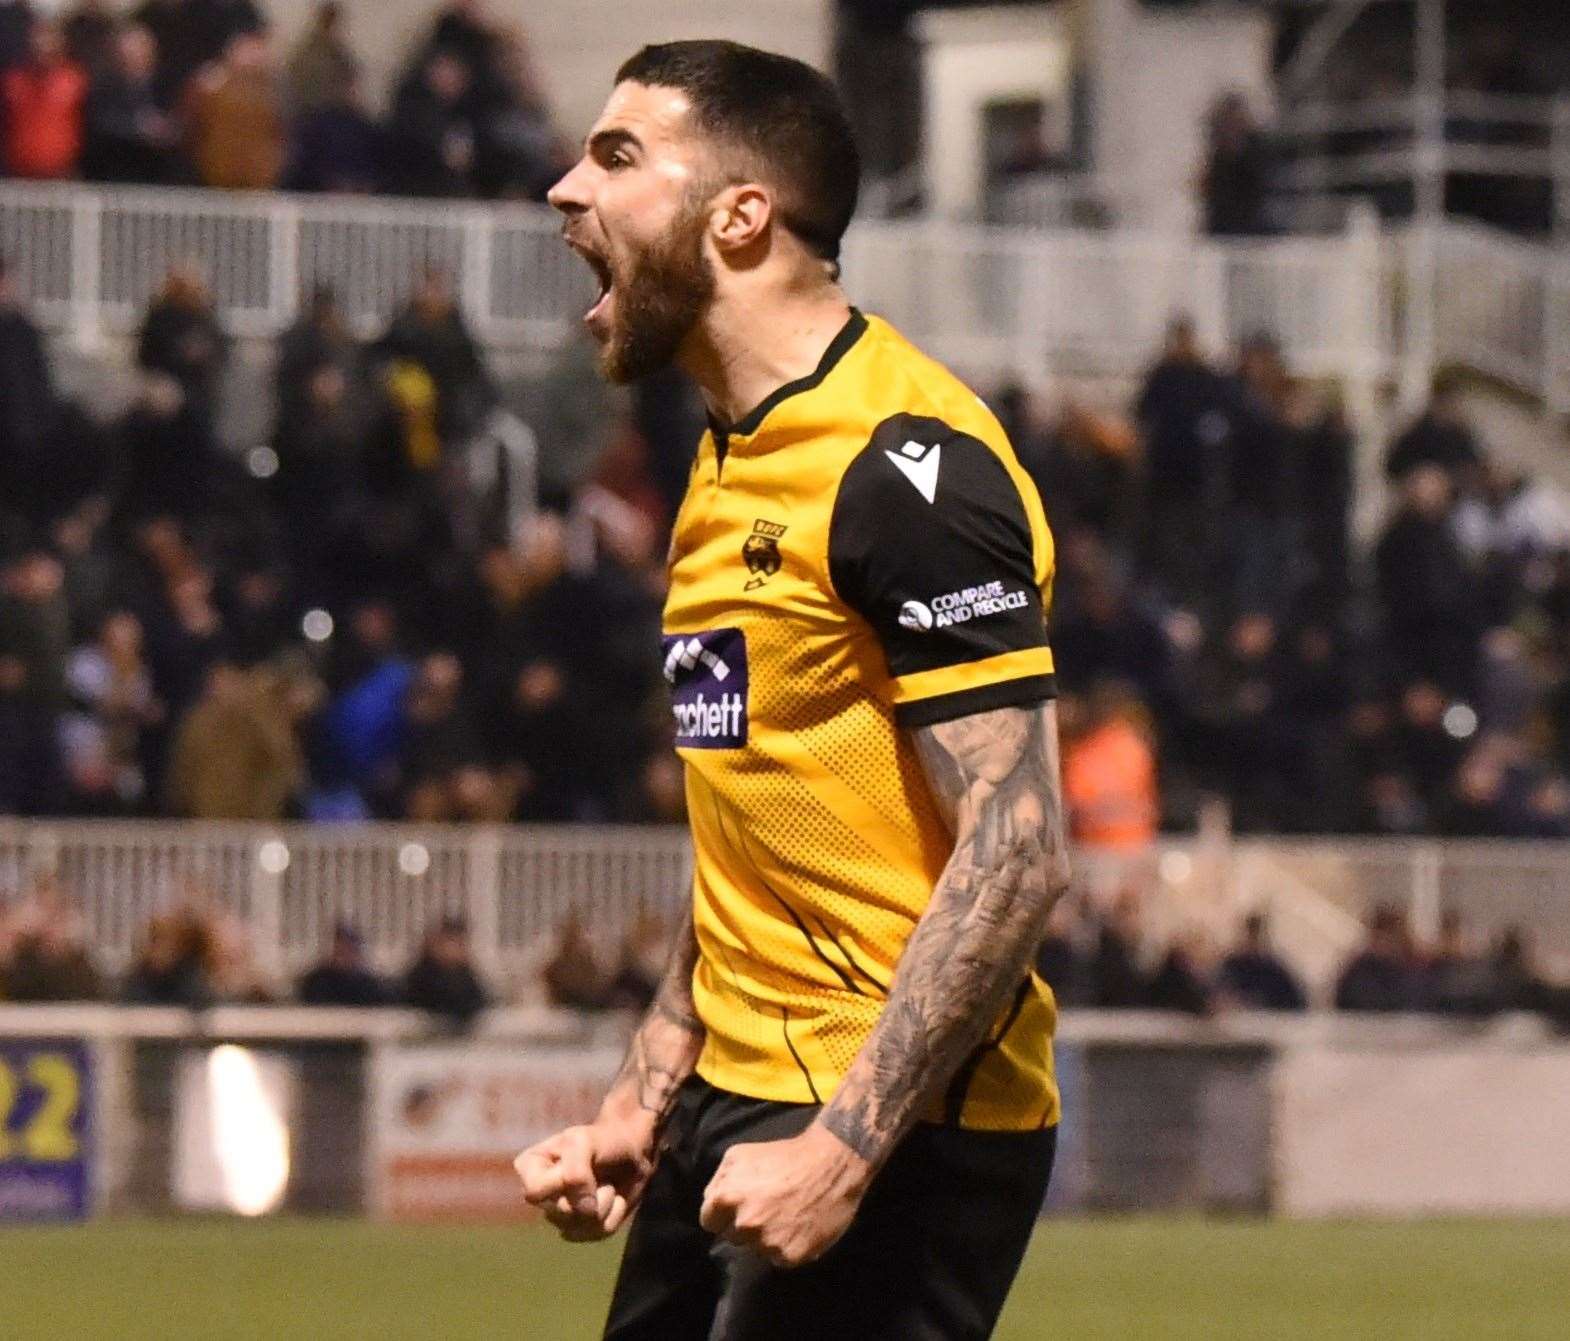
left=1217, top=912, right=1306, bottom=1011
left=1420, top=909, right=1498, bottom=1016
left=183, top=28, right=284, bottom=191
left=541, top=910, right=617, bottom=1011
left=388, top=49, right=481, bottom=197
left=82, top=23, right=178, bottom=184
left=1145, top=932, right=1213, bottom=1016
left=0, top=877, right=102, bottom=1001
left=298, top=923, right=388, bottom=1006
left=1087, top=890, right=1147, bottom=1008
left=1, top=20, right=88, bottom=180
left=283, top=0, right=355, bottom=115
left=1334, top=905, right=1421, bottom=1012
left=123, top=909, right=213, bottom=1006
left=284, top=69, right=382, bottom=193
left=403, top=914, right=489, bottom=1025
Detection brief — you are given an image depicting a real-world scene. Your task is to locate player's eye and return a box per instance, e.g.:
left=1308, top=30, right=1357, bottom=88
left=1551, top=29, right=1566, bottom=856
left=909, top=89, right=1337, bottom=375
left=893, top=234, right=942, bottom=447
left=608, top=150, right=633, bottom=170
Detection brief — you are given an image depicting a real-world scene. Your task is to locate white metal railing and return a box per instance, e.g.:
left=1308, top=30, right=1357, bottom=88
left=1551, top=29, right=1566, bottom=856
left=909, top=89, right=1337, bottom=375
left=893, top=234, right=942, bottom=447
left=0, top=180, right=1385, bottom=389
left=3, top=822, right=1568, bottom=992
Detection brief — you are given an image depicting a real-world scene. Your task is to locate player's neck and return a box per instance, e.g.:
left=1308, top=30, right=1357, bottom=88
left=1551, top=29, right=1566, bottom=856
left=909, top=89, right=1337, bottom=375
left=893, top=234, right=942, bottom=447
left=681, top=282, right=853, bottom=430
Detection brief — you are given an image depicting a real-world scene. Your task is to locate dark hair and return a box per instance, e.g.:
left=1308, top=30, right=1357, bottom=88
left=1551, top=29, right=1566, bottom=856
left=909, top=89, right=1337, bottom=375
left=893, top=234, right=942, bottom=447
left=615, top=41, right=860, bottom=270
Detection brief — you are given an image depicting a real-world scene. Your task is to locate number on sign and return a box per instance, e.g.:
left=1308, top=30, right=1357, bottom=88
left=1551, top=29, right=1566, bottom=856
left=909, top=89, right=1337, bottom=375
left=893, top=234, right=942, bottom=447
left=0, top=1054, right=82, bottom=1162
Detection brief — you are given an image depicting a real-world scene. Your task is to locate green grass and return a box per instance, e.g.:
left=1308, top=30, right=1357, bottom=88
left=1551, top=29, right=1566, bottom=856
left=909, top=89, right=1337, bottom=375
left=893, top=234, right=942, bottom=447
left=2, top=1217, right=1568, bottom=1339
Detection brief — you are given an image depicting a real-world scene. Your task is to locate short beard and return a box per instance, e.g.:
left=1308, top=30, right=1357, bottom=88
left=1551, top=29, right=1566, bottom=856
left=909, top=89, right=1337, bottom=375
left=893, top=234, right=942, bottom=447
left=601, top=193, right=716, bottom=384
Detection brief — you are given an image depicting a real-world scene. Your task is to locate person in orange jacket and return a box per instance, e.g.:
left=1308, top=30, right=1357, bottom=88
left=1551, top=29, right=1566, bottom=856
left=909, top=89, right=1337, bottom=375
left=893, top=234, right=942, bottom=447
left=1, top=20, right=88, bottom=179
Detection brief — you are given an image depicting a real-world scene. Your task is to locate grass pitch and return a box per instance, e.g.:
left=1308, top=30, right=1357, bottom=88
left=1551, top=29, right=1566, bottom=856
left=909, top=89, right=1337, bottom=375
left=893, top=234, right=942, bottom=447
left=3, top=1216, right=1567, bottom=1338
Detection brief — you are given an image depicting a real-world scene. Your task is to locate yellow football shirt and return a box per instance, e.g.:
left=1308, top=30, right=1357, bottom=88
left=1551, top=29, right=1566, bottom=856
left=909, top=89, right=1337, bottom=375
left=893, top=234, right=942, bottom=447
left=663, top=309, right=1059, bottom=1131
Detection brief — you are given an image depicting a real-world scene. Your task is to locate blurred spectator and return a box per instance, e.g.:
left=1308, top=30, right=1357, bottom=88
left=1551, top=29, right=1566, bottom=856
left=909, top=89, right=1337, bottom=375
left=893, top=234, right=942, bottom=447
left=608, top=906, right=671, bottom=1010
left=1145, top=932, right=1213, bottom=1015
left=403, top=914, right=489, bottom=1025
left=164, top=659, right=310, bottom=819
left=1334, top=905, right=1421, bottom=1012
left=0, top=253, right=63, bottom=529
left=136, top=266, right=228, bottom=429
left=1385, top=377, right=1483, bottom=486
left=1134, top=316, right=1230, bottom=604
left=1087, top=891, right=1147, bottom=1009
left=113, top=373, right=221, bottom=526
left=1, top=20, right=88, bottom=179
left=398, top=652, right=501, bottom=821
left=1034, top=898, right=1085, bottom=1006
left=1217, top=912, right=1306, bottom=1011
left=123, top=909, right=213, bottom=1006
left=0, top=0, right=31, bottom=72
left=60, top=609, right=163, bottom=814
left=298, top=922, right=388, bottom=1005
left=183, top=28, right=284, bottom=190
left=283, top=0, right=355, bottom=115
left=82, top=23, right=179, bottom=184
left=1201, top=91, right=1275, bottom=236
left=1420, top=909, right=1499, bottom=1016
left=1061, top=682, right=1159, bottom=851
left=542, top=909, right=616, bottom=1010
left=1375, top=466, right=1483, bottom=694
left=0, top=652, right=62, bottom=814
left=0, top=876, right=101, bottom=1000
left=389, top=50, right=480, bottom=197
left=62, top=0, right=116, bottom=75
left=284, top=68, right=382, bottom=193
left=373, top=268, right=493, bottom=445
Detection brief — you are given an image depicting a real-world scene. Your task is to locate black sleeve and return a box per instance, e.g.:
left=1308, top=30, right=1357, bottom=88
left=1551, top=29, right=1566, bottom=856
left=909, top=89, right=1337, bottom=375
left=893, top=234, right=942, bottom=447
left=828, top=412, right=1055, bottom=728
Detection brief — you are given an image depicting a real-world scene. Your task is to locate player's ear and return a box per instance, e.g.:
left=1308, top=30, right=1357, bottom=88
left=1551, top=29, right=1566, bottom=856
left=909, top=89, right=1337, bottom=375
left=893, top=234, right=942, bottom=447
left=711, top=183, right=772, bottom=256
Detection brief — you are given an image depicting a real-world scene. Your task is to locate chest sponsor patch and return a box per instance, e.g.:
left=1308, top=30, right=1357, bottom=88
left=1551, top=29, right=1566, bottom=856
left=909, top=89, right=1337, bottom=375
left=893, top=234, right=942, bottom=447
left=661, top=628, right=749, bottom=749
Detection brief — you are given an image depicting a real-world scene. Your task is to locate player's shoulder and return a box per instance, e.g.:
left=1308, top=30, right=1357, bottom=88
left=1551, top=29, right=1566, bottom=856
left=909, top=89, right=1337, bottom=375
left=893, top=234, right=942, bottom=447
left=854, top=315, right=1012, bottom=452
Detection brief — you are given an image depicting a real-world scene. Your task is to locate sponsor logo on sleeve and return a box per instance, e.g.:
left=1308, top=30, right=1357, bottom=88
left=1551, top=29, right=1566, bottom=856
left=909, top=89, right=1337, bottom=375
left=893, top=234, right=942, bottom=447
left=897, top=580, right=1029, bottom=632
left=661, top=628, right=748, bottom=748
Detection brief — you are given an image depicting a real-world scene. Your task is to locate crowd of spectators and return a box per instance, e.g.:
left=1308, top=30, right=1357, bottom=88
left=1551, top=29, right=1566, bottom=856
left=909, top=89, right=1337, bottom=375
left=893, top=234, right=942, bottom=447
left=1, top=252, right=679, bottom=825
left=1026, top=317, right=1570, bottom=844
left=0, top=0, right=566, bottom=199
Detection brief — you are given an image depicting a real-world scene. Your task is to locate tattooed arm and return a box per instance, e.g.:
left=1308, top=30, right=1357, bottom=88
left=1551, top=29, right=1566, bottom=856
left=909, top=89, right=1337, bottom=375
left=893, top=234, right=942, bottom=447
left=699, top=699, right=1069, bottom=1266
left=517, top=906, right=703, bottom=1240
left=816, top=699, right=1071, bottom=1167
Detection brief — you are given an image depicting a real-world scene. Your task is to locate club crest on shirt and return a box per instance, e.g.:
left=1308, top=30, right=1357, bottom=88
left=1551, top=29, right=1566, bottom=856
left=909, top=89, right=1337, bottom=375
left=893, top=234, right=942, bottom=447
left=742, top=518, right=787, bottom=591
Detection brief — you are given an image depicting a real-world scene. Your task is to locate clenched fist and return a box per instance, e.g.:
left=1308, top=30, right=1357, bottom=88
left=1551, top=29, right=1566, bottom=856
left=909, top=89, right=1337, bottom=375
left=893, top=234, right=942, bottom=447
left=515, top=1112, right=659, bottom=1242
left=699, top=1122, right=872, bottom=1268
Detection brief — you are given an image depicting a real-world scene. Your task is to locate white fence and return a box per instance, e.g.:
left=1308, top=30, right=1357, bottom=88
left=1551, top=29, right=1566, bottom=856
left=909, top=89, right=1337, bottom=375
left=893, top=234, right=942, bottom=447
left=3, top=821, right=1569, bottom=991
left=6, top=179, right=1559, bottom=408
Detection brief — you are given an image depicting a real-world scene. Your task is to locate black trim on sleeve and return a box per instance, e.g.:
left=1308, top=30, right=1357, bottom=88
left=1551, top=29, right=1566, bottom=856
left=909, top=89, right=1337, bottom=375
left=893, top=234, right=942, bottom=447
left=894, top=674, right=1057, bottom=729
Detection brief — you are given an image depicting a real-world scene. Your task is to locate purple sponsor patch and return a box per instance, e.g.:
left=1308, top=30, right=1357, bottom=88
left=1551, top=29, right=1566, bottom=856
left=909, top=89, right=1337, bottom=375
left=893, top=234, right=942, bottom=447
left=662, top=628, right=748, bottom=749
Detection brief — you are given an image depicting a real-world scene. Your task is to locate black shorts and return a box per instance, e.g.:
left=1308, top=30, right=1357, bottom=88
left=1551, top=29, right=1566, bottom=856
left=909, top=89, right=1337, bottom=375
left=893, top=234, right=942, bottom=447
left=602, top=1077, right=1056, bottom=1341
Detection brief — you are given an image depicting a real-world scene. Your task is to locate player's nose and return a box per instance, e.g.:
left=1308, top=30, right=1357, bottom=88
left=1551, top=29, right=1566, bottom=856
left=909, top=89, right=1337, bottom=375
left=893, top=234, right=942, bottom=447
left=547, top=159, right=594, bottom=215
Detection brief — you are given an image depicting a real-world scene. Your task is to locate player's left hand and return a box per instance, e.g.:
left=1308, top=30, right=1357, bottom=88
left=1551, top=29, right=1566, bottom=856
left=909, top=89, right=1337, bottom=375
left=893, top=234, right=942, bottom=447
left=698, top=1122, right=873, bottom=1268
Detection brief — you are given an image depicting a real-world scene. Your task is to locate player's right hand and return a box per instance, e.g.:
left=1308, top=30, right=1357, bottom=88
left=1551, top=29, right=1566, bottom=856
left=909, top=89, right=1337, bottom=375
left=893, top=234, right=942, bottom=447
left=515, top=1118, right=656, bottom=1242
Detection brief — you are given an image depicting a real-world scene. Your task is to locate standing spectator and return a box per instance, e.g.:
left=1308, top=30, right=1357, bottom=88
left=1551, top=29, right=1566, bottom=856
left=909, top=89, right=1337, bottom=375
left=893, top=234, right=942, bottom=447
left=183, top=28, right=284, bottom=190
left=62, top=0, right=117, bottom=75
left=1201, top=91, right=1275, bottom=236
left=1334, top=905, right=1421, bottom=1012
left=1134, top=315, right=1230, bottom=605
left=0, top=0, right=32, bottom=72
left=1, top=20, right=88, bottom=179
left=298, top=923, right=388, bottom=1006
left=389, top=50, right=480, bottom=197
left=1223, top=333, right=1301, bottom=616
left=0, top=651, right=61, bottom=814
left=1217, top=912, right=1306, bottom=1011
left=403, top=914, right=489, bottom=1025
left=60, top=609, right=163, bottom=814
left=1375, top=465, right=1484, bottom=694
left=136, top=266, right=227, bottom=429
left=82, top=23, right=178, bottom=183
left=0, top=254, right=61, bottom=530
left=283, top=0, right=354, bottom=115
left=373, top=268, right=492, bottom=444
left=164, top=659, right=308, bottom=819
left=1062, top=681, right=1159, bottom=853
left=1087, top=892, right=1148, bottom=1009
left=113, top=373, right=220, bottom=526
left=284, top=69, right=382, bottom=193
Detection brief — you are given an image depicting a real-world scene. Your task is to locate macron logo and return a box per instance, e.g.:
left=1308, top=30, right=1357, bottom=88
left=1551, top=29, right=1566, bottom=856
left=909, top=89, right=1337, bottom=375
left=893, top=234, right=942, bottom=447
left=885, top=441, right=940, bottom=504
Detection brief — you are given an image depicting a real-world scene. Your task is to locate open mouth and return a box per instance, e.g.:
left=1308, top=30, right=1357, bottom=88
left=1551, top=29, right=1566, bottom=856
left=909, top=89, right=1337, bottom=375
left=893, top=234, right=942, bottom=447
left=568, top=238, right=614, bottom=327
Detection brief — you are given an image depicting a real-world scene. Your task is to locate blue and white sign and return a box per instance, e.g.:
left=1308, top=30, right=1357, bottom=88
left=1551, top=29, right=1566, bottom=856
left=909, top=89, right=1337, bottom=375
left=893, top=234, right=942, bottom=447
left=0, top=1039, right=92, bottom=1222
left=662, top=628, right=749, bottom=749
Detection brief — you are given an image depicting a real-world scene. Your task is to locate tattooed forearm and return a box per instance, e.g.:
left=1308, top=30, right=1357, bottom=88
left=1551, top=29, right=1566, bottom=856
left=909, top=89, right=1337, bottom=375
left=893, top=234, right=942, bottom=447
left=817, top=700, right=1070, bottom=1168
left=600, top=906, right=705, bottom=1132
